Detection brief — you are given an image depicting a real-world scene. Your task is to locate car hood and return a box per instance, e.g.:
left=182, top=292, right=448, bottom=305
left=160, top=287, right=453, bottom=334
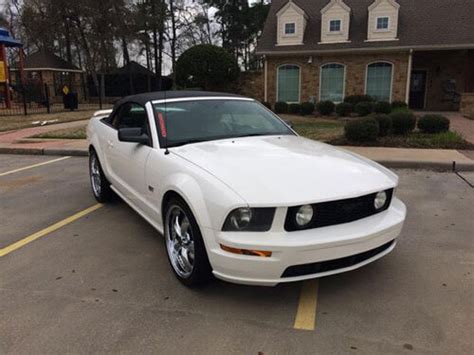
left=171, top=135, right=398, bottom=206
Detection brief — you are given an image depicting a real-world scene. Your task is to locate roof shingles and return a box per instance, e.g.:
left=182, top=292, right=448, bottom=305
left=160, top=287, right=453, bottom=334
left=23, top=49, right=81, bottom=71
left=257, top=0, right=474, bottom=54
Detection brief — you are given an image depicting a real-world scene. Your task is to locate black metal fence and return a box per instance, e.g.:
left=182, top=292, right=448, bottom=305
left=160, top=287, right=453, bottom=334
left=1, top=73, right=173, bottom=117
left=0, top=83, right=105, bottom=117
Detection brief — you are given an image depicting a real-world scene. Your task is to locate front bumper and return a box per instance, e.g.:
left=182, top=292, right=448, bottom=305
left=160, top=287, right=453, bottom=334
left=204, top=197, right=406, bottom=286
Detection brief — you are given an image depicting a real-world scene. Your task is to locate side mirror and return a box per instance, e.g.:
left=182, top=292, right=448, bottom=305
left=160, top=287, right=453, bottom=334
left=118, top=128, right=150, bottom=145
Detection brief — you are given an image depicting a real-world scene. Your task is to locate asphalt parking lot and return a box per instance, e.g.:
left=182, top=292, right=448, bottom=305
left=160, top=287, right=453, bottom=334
left=1, top=154, right=473, bottom=354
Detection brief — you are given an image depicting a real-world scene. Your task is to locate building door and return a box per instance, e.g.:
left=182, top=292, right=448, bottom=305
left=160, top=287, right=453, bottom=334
left=409, top=70, right=427, bottom=109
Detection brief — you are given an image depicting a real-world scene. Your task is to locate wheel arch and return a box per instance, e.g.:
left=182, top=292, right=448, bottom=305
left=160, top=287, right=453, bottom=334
left=160, top=182, right=213, bottom=230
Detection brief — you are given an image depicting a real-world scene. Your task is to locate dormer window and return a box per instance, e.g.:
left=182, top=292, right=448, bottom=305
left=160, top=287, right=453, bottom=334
left=276, top=1, right=308, bottom=46
left=367, top=0, right=400, bottom=41
left=329, top=20, right=341, bottom=32
left=320, top=0, right=351, bottom=44
left=285, top=23, right=296, bottom=35
left=376, top=17, right=390, bottom=31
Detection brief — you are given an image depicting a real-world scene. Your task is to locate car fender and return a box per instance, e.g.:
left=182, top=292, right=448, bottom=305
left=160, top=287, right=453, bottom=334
left=146, top=149, right=247, bottom=233
left=160, top=172, right=213, bottom=228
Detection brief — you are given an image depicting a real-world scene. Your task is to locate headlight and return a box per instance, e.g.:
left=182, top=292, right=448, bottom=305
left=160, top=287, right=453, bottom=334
left=374, top=191, right=387, bottom=210
left=222, top=208, right=275, bottom=232
left=295, top=205, right=314, bottom=226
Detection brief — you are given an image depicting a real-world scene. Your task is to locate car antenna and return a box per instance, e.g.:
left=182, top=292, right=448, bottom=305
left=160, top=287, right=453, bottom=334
left=162, top=89, right=170, bottom=155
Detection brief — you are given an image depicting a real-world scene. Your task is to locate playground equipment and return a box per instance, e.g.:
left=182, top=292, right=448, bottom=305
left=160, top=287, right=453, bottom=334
left=0, top=27, right=23, bottom=109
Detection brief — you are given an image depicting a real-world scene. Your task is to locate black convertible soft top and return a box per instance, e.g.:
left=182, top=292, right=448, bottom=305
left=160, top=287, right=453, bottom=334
left=113, top=91, right=245, bottom=109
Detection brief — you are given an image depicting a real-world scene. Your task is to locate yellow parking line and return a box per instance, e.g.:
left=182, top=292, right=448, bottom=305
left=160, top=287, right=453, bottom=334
left=0, top=156, right=71, bottom=177
left=0, top=203, right=103, bottom=257
left=294, top=280, right=319, bottom=331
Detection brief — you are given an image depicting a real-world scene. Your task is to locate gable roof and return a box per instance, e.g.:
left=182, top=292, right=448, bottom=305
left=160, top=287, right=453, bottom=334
left=321, top=0, right=351, bottom=14
left=257, top=0, right=474, bottom=55
left=112, top=61, right=155, bottom=76
left=23, top=49, right=82, bottom=72
left=368, top=0, right=400, bottom=11
left=276, top=0, right=308, bottom=19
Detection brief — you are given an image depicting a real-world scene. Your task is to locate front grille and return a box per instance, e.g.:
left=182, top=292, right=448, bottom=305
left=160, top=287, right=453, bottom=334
left=284, top=189, right=393, bottom=231
left=281, top=240, right=395, bottom=278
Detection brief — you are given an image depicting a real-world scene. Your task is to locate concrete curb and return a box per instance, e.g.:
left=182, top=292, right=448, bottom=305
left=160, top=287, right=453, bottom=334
left=0, top=147, right=88, bottom=157
left=44, top=149, right=88, bottom=157
left=1, top=146, right=474, bottom=171
left=376, top=160, right=474, bottom=172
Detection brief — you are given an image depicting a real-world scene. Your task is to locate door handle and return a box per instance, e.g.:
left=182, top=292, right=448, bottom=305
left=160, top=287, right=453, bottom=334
left=107, top=140, right=114, bottom=148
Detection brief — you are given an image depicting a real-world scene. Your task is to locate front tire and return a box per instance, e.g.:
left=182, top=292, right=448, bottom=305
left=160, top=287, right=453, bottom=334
left=89, top=149, right=113, bottom=203
left=164, top=197, right=212, bottom=286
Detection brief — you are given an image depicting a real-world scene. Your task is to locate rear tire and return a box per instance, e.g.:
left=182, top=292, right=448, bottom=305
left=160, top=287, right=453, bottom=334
left=89, top=149, right=113, bottom=203
left=164, top=197, right=213, bottom=287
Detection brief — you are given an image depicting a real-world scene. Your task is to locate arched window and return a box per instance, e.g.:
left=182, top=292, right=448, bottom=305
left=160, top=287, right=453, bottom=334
left=277, top=65, right=300, bottom=103
left=320, top=63, right=345, bottom=102
left=366, top=62, right=393, bottom=102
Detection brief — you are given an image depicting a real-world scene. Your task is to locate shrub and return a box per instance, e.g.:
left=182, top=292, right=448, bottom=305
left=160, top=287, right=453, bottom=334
left=316, top=100, right=335, bottom=115
left=335, top=102, right=353, bottom=117
left=355, top=101, right=374, bottom=116
left=344, top=95, right=375, bottom=106
left=175, top=44, right=240, bottom=91
left=344, top=117, right=379, bottom=142
left=300, top=102, right=315, bottom=116
left=391, top=106, right=411, bottom=114
left=373, top=114, right=392, bottom=137
left=274, top=101, right=288, bottom=114
left=390, top=112, right=417, bottom=135
left=289, top=103, right=301, bottom=114
left=391, top=101, right=408, bottom=110
left=261, top=101, right=272, bottom=110
left=417, top=114, right=450, bottom=134
left=374, top=101, right=392, bottom=114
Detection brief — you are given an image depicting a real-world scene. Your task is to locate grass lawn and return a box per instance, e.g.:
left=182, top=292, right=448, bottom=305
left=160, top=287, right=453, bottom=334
left=284, top=114, right=472, bottom=149
left=282, top=115, right=344, bottom=142
left=330, top=131, right=471, bottom=149
left=31, top=113, right=472, bottom=150
left=0, top=107, right=111, bottom=132
left=33, top=126, right=87, bottom=140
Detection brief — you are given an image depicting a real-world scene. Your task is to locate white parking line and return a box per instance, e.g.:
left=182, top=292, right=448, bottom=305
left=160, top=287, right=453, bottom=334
left=0, top=156, right=71, bottom=177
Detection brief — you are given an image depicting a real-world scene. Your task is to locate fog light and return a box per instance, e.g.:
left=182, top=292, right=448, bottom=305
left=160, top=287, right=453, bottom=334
left=295, top=204, right=314, bottom=226
left=374, top=191, right=387, bottom=210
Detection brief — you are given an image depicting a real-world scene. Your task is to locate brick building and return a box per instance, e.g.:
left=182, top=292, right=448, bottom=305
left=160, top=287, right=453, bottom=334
left=256, top=0, right=474, bottom=112
left=11, top=49, right=85, bottom=103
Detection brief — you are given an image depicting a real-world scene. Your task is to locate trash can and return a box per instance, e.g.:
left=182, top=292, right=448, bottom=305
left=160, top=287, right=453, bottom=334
left=63, top=92, right=78, bottom=110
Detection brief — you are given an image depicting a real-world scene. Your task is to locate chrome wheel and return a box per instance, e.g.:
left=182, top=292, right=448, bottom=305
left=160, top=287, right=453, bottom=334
left=90, top=154, right=101, bottom=197
left=165, top=205, right=195, bottom=278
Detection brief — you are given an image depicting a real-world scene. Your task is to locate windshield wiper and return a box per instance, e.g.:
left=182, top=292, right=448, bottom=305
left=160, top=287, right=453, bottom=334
left=233, top=133, right=271, bottom=138
left=167, top=138, right=209, bottom=148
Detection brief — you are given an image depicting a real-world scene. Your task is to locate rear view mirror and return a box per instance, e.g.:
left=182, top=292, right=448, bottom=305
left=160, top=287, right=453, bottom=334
left=118, top=128, right=150, bottom=145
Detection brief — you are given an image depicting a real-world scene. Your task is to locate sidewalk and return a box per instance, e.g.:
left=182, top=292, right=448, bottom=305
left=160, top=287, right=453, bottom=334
left=0, top=120, right=88, bottom=156
left=345, top=146, right=474, bottom=171
left=1, top=138, right=474, bottom=171
left=1, top=118, right=474, bottom=170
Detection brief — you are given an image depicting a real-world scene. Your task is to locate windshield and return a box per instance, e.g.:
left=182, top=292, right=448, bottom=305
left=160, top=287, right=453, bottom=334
left=153, top=99, right=294, bottom=147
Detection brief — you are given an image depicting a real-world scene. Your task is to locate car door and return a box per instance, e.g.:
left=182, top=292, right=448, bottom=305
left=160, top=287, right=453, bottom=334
left=108, top=102, right=154, bottom=209
left=97, top=108, right=123, bottom=183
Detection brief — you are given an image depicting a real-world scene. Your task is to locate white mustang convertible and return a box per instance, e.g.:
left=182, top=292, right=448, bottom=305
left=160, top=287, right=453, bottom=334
left=87, top=91, right=406, bottom=286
